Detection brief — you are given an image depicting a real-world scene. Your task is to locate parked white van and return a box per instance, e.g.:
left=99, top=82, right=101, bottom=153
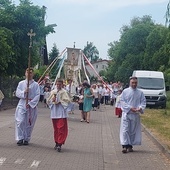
left=132, top=70, right=167, bottom=108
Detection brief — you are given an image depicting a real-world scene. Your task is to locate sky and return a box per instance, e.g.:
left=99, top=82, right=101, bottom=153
left=14, top=0, right=169, bottom=59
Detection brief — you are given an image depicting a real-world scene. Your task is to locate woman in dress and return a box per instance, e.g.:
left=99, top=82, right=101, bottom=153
left=82, top=82, right=94, bottom=123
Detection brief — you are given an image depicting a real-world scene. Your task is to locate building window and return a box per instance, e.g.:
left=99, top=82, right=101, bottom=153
left=96, top=65, right=98, bottom=69
left=102, top=65, right=105, bottom=69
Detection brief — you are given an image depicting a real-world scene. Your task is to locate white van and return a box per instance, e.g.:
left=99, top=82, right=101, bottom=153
left=132, top=70, right=167, bottom=108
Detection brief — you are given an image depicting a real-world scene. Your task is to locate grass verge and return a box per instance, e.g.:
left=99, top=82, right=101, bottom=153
left=141, top=91, right=170, bottom=150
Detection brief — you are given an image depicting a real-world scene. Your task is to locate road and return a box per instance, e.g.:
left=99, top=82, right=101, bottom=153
left=0, top=103, right=169, bottom=170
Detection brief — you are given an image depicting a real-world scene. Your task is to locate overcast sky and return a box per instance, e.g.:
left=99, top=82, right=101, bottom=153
left=14, top=0, right=168, bottom=59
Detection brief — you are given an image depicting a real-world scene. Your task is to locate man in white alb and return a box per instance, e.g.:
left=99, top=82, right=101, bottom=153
left=15, top=68, right=40, bottom=146
left=120, top=76, right=146, bottom=153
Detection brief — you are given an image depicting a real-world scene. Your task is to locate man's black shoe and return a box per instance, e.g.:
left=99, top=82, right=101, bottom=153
left=17, top=140, right=23, bottom=146
left=23, top=141, right=29, bottom=145
left=57, top=146, right=61, bottom=152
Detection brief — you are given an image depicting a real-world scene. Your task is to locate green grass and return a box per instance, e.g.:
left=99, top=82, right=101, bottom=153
left=141, top=91, right=170, bottom=149
left=166, top=91, right=170, bottom=109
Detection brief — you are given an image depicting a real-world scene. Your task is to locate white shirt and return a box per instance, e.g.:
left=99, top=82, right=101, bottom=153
left=98, top=87, right=103, bottom=95
left=66, top=84, right=70, bottom=92
left=44, top=91, right=50, bottom=99
left=16, top=79, right=40, bottom=110
left=39, top=84, right=44, bottom=95
left=104, top=88, right=110, bottom=96
left=48, top=88, right=71, bottom=119
left=93, top=88, right=99, bottom=98
left=115, top=95, right=121, bottom=108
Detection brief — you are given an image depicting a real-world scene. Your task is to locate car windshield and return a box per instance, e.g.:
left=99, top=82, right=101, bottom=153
left=137, top=77, right=164, bottom=90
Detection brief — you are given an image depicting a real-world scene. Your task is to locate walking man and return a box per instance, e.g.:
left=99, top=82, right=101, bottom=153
left=48, top=79, right=71, bottom=152
left=120, top=76, right=146, bottom=153
left=15, top=68, right=40, bottom=146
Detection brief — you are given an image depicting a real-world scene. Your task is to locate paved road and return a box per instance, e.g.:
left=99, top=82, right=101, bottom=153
left=0, top=103, right=170, bottom=170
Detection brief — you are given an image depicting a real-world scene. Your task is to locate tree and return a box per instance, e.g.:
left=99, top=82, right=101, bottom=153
left=107, top=15, right=155, bottom=83
left=48, top=43, right=60, bottom=79
left=90, top=75, right=98, bottom=83
left=0, top=27, right=14, bottom=75
left=83, top=42, right=99, bottom=62
left=0, top=0, right=55, bottom=76
left=143, top=25, right=169, bottom=70
left=49, top=43, right=59, bottom=64
left=106, top=14, right=170, bottom=86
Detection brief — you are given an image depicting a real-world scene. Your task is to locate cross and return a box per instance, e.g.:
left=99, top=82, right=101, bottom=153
left=26, top=29, right=36, bottom=107
left=27, top=29, right=36, bottom=48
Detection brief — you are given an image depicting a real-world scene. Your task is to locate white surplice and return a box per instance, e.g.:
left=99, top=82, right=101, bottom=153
left=15, top=79, right=40, bottom=141
left=48, top=88, right=71, bottom=119
left=120, top=87, right=146, bottom=146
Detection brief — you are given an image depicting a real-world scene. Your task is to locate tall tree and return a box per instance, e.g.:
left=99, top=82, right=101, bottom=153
left=107, top=15, right=155, bottom=83
left=0, top=27, right=14, bottom=75
left=143, top=25, right=169, bottom=70
left=83, top=42, right=99, bottom=62
left=107, top=14, right=170, bottom=85
left=49, top=43, right=59, bottom=64
left=48, top=43, right=60, bottom=79
left=0, top=0, right=55, bottom=76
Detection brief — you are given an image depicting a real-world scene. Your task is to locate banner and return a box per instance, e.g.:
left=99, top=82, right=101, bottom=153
left=66, top=48, right=81, bottom=66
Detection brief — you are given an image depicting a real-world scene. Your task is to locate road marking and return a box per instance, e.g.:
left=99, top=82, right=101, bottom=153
left=0, top=157, right=6, bottom=165
left=30, top=160, right=41, bottom=168
left=15, top=158, right=25, bottom=165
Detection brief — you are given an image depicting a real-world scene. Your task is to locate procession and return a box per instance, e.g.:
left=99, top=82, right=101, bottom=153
left=12, top=59, right=146, bottom=155
left=0, top=39, right=169, bottom=170
left=0, top=45, right=169, bottom=170
left=1, top=0, right=170, bottom=169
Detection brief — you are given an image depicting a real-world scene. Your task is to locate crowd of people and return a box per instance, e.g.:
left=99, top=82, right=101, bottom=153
left=38, top=78, right=125, bottom=121
left=13, top=68, right=146, bottom=154
left=76, top=81, right=124, bottom=122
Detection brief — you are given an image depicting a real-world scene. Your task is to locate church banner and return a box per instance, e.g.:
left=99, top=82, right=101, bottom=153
left=66, top=48, right=81, bottom=66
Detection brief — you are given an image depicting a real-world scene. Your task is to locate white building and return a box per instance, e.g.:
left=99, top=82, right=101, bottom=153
left=85, top=59, right=109, bottom=77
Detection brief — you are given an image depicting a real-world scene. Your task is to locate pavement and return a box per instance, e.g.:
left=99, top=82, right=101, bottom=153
left=0, top=103, right=170, bottom=170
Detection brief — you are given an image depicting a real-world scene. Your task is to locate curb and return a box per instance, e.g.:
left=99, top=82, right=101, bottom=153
left=142, top=124, right=170, bottom=159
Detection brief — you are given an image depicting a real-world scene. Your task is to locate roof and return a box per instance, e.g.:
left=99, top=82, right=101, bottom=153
left=132, top=70, right=164, bottom=78
left=85, top=59, right=110, bottom=65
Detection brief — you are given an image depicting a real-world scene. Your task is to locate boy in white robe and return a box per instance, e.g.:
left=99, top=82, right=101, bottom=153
left=48, top=79, right=71, bottom=152
left=15, top=68, right=40, bottom=146
left=120, top=77, right=146, bottom=153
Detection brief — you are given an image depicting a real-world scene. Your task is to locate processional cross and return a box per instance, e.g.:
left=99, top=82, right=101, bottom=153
left=26, top=29, right=36, bottom=105
left=27, top=29, right=36, bottom=48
